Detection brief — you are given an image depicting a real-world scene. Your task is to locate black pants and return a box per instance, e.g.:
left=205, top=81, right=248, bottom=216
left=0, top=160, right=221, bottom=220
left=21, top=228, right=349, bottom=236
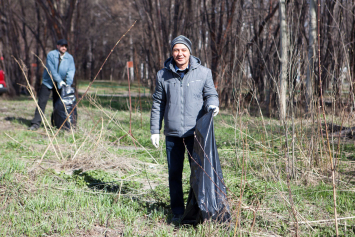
left=165, top=135, right=194, bottom=216
left=31, top=84, right=60, bottom=126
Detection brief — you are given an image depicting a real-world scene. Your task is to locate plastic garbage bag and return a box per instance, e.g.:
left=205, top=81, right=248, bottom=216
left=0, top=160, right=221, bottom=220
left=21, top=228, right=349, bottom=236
left=52, top=85, right=77, bottom=130
left=181, top=110, right=231, bottom=225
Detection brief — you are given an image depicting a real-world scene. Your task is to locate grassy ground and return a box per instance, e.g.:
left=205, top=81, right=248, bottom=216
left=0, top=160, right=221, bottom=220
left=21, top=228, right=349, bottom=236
left=0, top=81, right=355, bottom=236
left=77, top=80, right=151, bottom=98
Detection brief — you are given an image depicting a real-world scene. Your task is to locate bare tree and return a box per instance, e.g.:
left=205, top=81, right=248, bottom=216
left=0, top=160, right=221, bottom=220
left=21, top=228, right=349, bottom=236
left=0, top=0, right=23, bottom=95
left=1, top=0, right=355, bottom=120
left=279, top=0, right=288, bottom=120
left=305, top=0, right=316, bottom=114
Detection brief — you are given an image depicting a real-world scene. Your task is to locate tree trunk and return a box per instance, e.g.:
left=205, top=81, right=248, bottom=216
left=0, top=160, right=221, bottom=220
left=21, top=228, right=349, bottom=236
left=350, top=1, right=355, bottom=111
left=279, top=0, right=288, bottom=120
left=305, top=0, right=316, bottom=115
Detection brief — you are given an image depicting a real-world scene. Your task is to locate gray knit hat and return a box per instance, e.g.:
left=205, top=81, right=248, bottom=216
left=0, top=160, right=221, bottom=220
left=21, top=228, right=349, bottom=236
left=171, top=35, right=192, bottom=53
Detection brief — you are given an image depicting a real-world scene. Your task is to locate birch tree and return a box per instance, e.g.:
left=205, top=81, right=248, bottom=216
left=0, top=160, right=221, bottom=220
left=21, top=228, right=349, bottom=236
left=279, top=0, right=288, bottom=120
left=305, top=0, right=316, bottom=114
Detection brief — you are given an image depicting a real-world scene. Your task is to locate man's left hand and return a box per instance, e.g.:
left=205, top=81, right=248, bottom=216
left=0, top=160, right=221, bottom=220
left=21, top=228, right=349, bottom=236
left=59, top=81, right=67, bottom=88
left=208, top=105, right=219, bottom=117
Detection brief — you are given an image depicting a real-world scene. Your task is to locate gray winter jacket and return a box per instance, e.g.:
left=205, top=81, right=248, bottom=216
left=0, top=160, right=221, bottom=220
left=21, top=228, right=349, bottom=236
left=150, top=55, right=219, bottom=137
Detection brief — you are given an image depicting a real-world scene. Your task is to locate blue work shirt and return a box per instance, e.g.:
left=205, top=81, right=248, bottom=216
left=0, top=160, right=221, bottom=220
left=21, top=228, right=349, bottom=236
left=42, top=49, right=75, bottom=89
left=175, top=64, right=189, bottom=78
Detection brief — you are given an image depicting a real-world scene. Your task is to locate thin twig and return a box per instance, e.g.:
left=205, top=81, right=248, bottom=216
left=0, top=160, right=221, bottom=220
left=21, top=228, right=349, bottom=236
left=234, top=131, right=247, bottom=237
left=291, top=216, right=355, bottom=225
left=317, top=1, right=339, bottom=235
left=72, top=118, right=102, bottom=160
left=12, top=57, right=62, bottom=162
left=4, top=132, right=33, bottom=152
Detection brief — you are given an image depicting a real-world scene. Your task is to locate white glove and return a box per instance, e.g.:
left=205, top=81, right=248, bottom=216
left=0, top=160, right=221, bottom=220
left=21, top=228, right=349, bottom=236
left=59, top=81, right=67, bottom=88
left=151, top=134, right=159, bottom=148
left=208, top=105, right=219, bottom=117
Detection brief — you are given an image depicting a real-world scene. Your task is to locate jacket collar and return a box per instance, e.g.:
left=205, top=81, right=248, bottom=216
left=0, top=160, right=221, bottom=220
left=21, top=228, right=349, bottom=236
left=164, top=55, right=201, bottom=73
left=56, top=49, right=68, bottom=59
left=174, top=64, right=189, bottom=72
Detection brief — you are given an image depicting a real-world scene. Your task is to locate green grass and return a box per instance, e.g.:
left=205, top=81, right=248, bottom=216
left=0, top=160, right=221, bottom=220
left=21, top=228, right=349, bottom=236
left=78, top=80, right=151, bottom=98
left=1, top=82, right=355, bottom=236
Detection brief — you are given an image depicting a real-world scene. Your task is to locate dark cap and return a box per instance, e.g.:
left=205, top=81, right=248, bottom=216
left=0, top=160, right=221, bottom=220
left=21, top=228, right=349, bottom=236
left=57, top=39, right=68, bottom=46
left=171, top=35, right=192, bottom=53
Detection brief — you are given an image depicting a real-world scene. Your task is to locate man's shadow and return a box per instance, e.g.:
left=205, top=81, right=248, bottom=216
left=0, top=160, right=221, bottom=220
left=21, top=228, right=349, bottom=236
left=5, top=116, right=32, bottom=127
left=71, top=169, right=172, bottom=221
left=71, top=169, right=128, bottom=193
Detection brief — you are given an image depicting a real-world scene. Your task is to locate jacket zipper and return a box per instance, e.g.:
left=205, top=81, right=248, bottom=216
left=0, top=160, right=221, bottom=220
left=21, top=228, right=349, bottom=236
left=172, top=68, right=192, bottom=136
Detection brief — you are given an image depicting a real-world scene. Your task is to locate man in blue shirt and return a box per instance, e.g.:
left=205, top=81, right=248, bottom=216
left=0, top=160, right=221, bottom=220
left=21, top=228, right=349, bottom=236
left=29, top=39, right=75, bottom=131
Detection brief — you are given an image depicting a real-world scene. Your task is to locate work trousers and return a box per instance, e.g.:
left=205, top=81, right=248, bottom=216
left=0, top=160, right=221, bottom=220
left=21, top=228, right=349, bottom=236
left=31, top=84, right=60, bottom=126
left=165, top=135, right=194, bottom=216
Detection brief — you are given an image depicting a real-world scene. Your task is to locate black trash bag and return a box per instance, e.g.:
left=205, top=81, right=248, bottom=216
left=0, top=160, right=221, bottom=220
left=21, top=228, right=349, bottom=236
left=52, top=85, right=77, bottom=130
left=181, top=110, right=231, bottom=226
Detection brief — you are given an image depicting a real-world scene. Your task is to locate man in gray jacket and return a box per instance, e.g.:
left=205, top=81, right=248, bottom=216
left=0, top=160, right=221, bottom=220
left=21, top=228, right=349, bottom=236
left=150, top=35, right=219, bottom=222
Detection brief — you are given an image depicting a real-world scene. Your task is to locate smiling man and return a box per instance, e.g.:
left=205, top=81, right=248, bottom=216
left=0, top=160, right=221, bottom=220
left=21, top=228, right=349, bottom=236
left=29, top=39, right=75, bottom=131
left=150, top=35, right=219, bottom=223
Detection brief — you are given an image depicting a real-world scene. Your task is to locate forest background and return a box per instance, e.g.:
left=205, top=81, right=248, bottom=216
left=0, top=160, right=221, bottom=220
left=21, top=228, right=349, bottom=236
left=1, top=0, right=355, bottom=236
left=2, top=0, right=355, bottom=116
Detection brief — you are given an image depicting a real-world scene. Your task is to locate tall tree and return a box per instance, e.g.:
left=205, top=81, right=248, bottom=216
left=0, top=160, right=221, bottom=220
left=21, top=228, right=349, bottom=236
left=205, top=0, right=238, bottom=89
left=0, top=0, right=22, bottom=96
left=35, top=0, right=78, bottom=46
left=279, top=0, right=288, bottom=120
left=349, top=1, right=355, bottom=111
left=305, top=0, right=316, bottom=114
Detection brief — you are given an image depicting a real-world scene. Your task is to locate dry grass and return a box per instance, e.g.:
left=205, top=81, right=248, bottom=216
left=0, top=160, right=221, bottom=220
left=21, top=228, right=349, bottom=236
left=1, top=94, right=355, bottom=236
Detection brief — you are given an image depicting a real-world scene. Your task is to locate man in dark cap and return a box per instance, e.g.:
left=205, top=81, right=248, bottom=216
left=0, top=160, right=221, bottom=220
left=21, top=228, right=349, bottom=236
left=29, top=39, right=75, bottom=131
left=150, top=35, right=219, bottom=223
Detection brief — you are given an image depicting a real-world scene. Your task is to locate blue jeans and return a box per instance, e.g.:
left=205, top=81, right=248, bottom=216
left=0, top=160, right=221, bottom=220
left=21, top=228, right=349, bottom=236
left=165, top=135, right=194, bottom=216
